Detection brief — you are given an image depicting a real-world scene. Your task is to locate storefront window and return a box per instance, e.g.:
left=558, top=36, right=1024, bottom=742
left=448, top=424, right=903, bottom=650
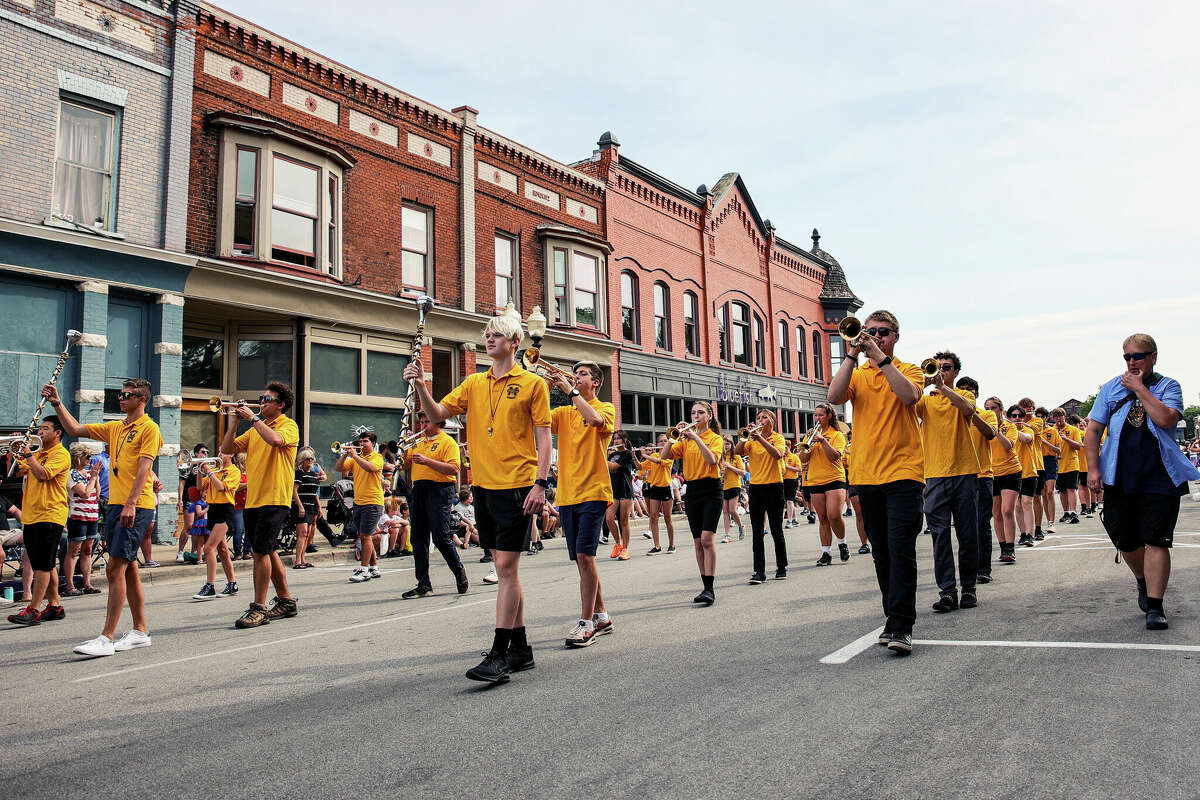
left=237, top=340, right=292, bottom=391
left=620, top=393, right=635, bottom=424
left=637, top=395, right=651, bottom=426
left=311, top=343, right=360, bottom=393
left=309, top=404, right=409, bottom=482
left=653, top=396, right=667, bottom=427
left=367, top=351, right=410, bottom=398
left=182, top=334, right=224, bottom=389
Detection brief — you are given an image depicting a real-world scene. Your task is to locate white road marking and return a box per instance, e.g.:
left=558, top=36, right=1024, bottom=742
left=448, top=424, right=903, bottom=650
left=71, top=597, right=494, bottom=683
left=818, top=626, right=885, bottom=664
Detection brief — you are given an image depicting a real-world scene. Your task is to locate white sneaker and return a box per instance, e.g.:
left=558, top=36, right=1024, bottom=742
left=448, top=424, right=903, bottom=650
left=113, top=629, right=152, bottom=651
left=367, top=566, right=381, bottom=579
left=73, top=634, right=115, bottom=657
left=175, top=552, right=185, bottom=563
left=565, top=620, right=595, bottom=647
left=721, top=535, right=734, bottom=543
left=349, top=568, right=370, bottom=583
left=482, top=566, right=499, bottom=584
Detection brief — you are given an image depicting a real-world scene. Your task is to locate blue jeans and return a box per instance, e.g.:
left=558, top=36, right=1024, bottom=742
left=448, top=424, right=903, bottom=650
left=230, top=508, right=247, bottom=556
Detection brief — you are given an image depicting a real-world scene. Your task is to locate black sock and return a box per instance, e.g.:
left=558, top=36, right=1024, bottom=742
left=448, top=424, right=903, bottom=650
left=511, top=626, right=528, bottom=649
left=1136, top=578, right=1147, bottom=593
left=702, top=574, right=714, bottom=592
left=1147, top=597, right=1164, bottom=613
left=492, top=628, right=512, bottom=655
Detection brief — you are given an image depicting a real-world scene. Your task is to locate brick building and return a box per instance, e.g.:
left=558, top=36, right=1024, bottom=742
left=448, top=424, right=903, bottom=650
left=177, top=1, right=617, bottom=455
left=0, top=0, right=197, bottom=534
left=574, top=134, right=861, bottom=443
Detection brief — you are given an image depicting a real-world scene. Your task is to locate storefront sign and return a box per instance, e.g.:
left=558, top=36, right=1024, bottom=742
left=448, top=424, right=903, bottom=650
left=716, top=372, right=777, bottom=406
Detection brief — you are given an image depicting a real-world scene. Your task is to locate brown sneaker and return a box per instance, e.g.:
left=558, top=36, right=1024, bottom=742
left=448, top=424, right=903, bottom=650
left=235, top=603, right=270, bottom=629
left=265, top=595, right=298, bottom=620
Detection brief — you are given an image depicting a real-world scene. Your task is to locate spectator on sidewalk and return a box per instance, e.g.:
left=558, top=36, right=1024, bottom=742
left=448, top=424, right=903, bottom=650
left=62, top=444, right=101, bottom=596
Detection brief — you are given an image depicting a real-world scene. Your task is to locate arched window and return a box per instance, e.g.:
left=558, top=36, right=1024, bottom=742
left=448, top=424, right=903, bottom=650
left=812, top=330, right=824, bottom=380
left=683, top=291, right=699, bottom=356
left=796, top=326, right=808, bottom=377
left=620, top=271, right=639, bottom=343
left=778, top=320, right=790, bottom=374
left=730, top=302, right=751, bottom=366
left=653, top=282, right=670, bottom=350
left=753, top=314, right=765, bottom=369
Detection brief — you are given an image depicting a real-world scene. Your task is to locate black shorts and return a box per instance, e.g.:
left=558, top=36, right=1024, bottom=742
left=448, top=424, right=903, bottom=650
left=644, top=485, right=672, bottom=503
left=802, top=489, right=812, bottom=502
left=992, top=472, right=1020, bottom=496
left=1019, top=476, right=1038, bottom=497
left=808, top=481, right=847, bottom=494
left=1057, top=471, right=1079, bottom=491
left=23, top=522, right=64, bottom=572
left=244, top=505, right=288, bottom=555
left=684, top=478, right=722, bottom=538
left=206, top=503, right=233, bottom=529
left=1101, top=488, right=1179, bottom=551
left=723, top=487, right=740, bottom=501
left=612, top=484, right=633, bottom=501
left=474, top=486, right=533, bottom=552
left=1035, top=470, right=1047, bottom=494
left=847, top=485, right=859, bottom=498
left=783, top=479, right=799, bottom=500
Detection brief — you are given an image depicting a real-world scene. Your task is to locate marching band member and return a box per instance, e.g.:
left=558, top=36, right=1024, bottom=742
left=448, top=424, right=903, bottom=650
left=1070, top=414, right=1094, bottom=516
left=641, top=434, right=677, bottom=555
left=337, top=430, right=386, bottom=583
left=798, top=403, right=849, bottom=567
left=956, top=377, right=996, bottom=583
left=661, top=401, right=723, bottom=605
left=1018, top=398, right=1048, bottom=539
left=191, top=451, right=240, bottom=600
left=734, top=410, right=788, bottom=581
left=843, top=442, right=870, bottom=555
left=719, top=436, right=747, bottom=544
left=983, top=397, right=1021, bottom=564
left=1033, top=408, right=1062, bottom=538
left=1010, top=405, right=1039, bottom=547
left=782, top=449, right=803, bottom=526
left=403, top=313, right=551, bottom=684
left=401, top=411, right=468, bottom=599
left=549, top=361, right=615, bottom=647
left=828, top=310, right=924, bottom=655
left=1054, top=410, right=1084, bottom=524
left=606, top=430, right=636, bottom=560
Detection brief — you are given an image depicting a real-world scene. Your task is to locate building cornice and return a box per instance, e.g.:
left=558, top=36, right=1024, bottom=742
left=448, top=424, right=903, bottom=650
left=0, top=218, right=196, bottom=267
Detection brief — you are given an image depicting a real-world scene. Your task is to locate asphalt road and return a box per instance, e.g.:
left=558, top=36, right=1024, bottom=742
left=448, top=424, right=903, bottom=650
left=5, top=499, right=1200, bottom=799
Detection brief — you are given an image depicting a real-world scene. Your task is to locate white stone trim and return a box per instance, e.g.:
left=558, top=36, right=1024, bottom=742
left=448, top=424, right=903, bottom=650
left=75, top=389, right=105, bottom=403
left=159, top=444, right=180, bottom=457
left=408, top=133, right=451, bottom=167
left=564, top=199, right=599, bottom=224
left=58, top=70, right=128, bottom=107
left=478, top=161, right=517, bottom=194
left=202, top=49, right=270, bottom=98
left=78, top=333, right=107, bottom=348
left=458, top=342, right=476, bottom=353
left=54, top=0, right=156, bottom=52
left=153, top=394, right=182, bottom=408
left=154, top=341, right=183, bottom=355
left=157, top=293, right=184, bottom=306
left=0, top=7, right=170, bottom=77
left=282, top=82, right=339, bottom=125
left=524, top=181, right=560, bottom=210
left=77, top=280, right=109, bottom=294
left=348, top=109, right=397, bottom=147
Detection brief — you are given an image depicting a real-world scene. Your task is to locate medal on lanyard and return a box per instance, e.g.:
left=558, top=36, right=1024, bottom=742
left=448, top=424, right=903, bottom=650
left=1128, top=400, right=1146, bottom=428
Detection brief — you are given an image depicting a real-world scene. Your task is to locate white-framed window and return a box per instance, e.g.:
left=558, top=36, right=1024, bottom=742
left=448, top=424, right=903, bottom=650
left=778, top=320, right=790, bottom=374
left=401, top=205, right=432, bottom=293
left=753, top=313, right=765, bottom=369
left=730, top=302, right=751, bottom=367
left=495, top=232, right=518, bottom=310
left=52, top=98, right=119, bottom=231
left=214, top=119, right=346, bottom=278
left=796, top=325, right=808, bottom=377
left=683, top=291, right=699, bottom=356
left=543, top=238, right=607, bottom=332
left=621, top=271, right=639, bottom=343
left=653, top=282, right=670, bottom=350
left=812, top=330, right=824, bottom=380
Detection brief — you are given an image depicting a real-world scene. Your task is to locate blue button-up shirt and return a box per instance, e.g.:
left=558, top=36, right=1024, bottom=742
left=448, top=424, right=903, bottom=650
left=1089, top=373, right=1200, bottom=488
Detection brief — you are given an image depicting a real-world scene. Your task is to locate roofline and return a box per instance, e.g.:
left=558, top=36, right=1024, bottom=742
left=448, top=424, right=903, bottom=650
left=612, top=155, right=706, bottom=207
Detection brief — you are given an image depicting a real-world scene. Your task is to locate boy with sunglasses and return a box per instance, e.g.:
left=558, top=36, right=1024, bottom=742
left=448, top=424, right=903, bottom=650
left=828, top=310, right=924, bottom=655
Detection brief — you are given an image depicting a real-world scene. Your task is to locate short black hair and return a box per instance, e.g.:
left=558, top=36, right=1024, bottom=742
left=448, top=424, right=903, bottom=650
left=954, top=376, right=979, bottom=395
left=357, top=430, right=378, bottom=444
left=934, top=351, right=961, bottom=372
left=266, top=381, right=294, bottom=413
left=193, top=443, right=209, bottom=454
left=41, top=415, right=63, bottom=436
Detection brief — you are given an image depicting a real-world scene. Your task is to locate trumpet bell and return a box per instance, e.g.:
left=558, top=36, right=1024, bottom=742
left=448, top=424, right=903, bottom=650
left=837, top=316, right=862, bottom=343
left=920, top=358, right=940, bottom=379
left=330, top=441, right=343, bottom=454
left=176, top=451, right=192, bottom=470
left=208, top=396, right=222, bottom=413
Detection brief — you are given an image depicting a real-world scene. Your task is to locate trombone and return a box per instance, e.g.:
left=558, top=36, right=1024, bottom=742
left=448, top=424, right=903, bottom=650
left=209, top=397, right=262, bottom=413
left=521, top=348, right=577, bottom=389
left=666, top=421, right=698, bottom=440
left=177, top=451, right=221, bottom=473
left=738, top=422, right=765, bottom=442
left=393, top=430, right=425, bottom=454
left=920, top=358, right=940, bottom=380
left=0, top=433, right=40, bottom=456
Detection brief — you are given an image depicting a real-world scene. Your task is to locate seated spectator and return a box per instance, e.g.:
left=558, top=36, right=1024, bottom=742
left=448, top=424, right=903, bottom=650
left=539, top=488, right=560, bottom=539
left=2, top=528, right=32, bottom=603
left=452, top=487, right=479, bottom=549
left=380, top=496, right=410, bottom=557
left=62, top=444, right=101, bottom=595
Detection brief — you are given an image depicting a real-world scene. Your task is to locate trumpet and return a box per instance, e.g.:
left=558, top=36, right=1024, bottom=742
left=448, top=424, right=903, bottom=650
left=793, top=427, right=818, bottom=454
left=209, top=397, right=262, bottom=413
left=177, top=451, right=221, bottom=473
left=0, top=433, right=41, bottom=456
left=393, top=430, right=425, bottom=454
left=330, top=441, right=362, bottom=454
left=521, top=347, right=577, bottom=389
left=738, top=422, right=765, bottom=441
left=920, top=358, right=940, bottom=380
left=666, top=421, right=698, bottom=440
left=837, top=315, right=863, bottom=345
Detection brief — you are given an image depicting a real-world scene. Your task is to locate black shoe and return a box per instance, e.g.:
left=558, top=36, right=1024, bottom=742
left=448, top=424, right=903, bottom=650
left=1019, top=534, right=1035, bottom=547
left=977, top=574, right=992, bottom=584
left=466, top=650, right=511, bottom=683
left=1059, top=513, right=1070, bottom=523
left=1033, top=529, right=1044, bottom=541
left=858, top=544, right=871, bottom=555
left=401, top=585, right=434, bottom=599
left=838, top=542, right=850, bottom=562
left=1146, top=610, right=1169, bottom=630
left=306, top=544, right=318, bottom=553
left=877, top=628, right=892, bottom=646
left=843, top=508, right=853, bottom=517
left=774, top=568, right=787, bottom=581
left=999, top=552, right=1016, bottom=564
left=959, top=592, right=978, bottom=609
left=479, top=554, right=493, bottom=563
left=598, top=535, right=610, bottom=545
left=932, top=593, right=958, bottom=612
left=505, top=645, right=536, bottom=672
left=1137, top=583, right=1149, bottom=613
left=1068, top=513, right=1080, bottom=525
left=454, top=566, right=470, bottom=595
left=695, top=589, right=715, bottom=605
left=807, top=514, right=817, bottom=524
left=815, top=552, right=833, bottom=567
left=748, top=572, right=766, bottom=585
left=887, top=633, right=913, bottom=655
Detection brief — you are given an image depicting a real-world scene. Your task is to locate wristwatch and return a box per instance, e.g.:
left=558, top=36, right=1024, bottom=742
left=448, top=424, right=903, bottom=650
left=876, top=356, right=893, bottom=368
left=568, top=389, right=581, bottom=399
left=535, top=478, right=550, bottom=489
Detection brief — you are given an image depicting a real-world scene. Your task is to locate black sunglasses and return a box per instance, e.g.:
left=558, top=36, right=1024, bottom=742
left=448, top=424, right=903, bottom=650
left=939, top=364, right=954, bottom=372
left=1009, top=412, right=1024, bottom=419
left=864, top=327, right=894, bottom=338
left=259, top=395, right=279, bottom=404
left=1123, top=351, right=1154, bottom=362
left=117, top=391, right=144, bottom=400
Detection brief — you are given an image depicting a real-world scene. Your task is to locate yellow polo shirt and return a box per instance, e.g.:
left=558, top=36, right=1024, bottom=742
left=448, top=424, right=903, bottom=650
left=805, top=427, right=847, bottom=486
left=1059, top=425, right=1083, bottom=472
left=643, top=455, right=672, bottom=488
left=19, top=442, right=70, bottom=526
left=990, top=418, right=1021, bottom=477
left=1015, top=424, right=1039, bottom=479
left=722, top=455, right=745, bottom=491
left=783, top=452, right=803, bottom=481
left=441, top=364, right=551, bottom=490
left=1028, top=417, right=1046, bottom=470
left=669, top=429, right=723, bottom=482
left=232, top=413, right=299, bottom=509
left=1074, top=426, right=1089, bottom=472
left=845, top=360, right=925, bottom=485
left=84, top=414, right=163, bottom=509
left=917, top=389, right=981, bottom=479
left=346, top=450, right=386, bottom=505
left=973, top=409, right=997, bottom=478
left=405, top=431, right=461, bottom=484
left=204, top=463, right=241, bottom=505
left=1040, top=424, right=1062, bottom=459
left=743, top=432, right=787, bottom=485
left=550, top=399, right=615, bottom=506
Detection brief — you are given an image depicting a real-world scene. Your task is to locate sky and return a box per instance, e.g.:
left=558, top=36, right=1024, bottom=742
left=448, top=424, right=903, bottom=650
left=217, top=0, right=1200, bottom=410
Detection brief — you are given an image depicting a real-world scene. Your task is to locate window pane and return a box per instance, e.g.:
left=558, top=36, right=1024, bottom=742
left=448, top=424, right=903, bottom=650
left=237, top=340, right=292, bottom=391
left=271, top=208, right=315, bottom=254
left=182, top=335, right=224, bottom=389
left=734, top=324, right=749, bottom=365
left=554, top=288, right=568, bottom=325
left=53, top=163, right=107, bottom=226
left=656, top=318, right=667, bottom=349
left=234, top=203, right=254, bottom=250
left=654, top=284, right=666, bottom=316
left=731, top=303, right=746, bottom=323
left=575, top=289, right=596, bottom=327
left=683, top=292, right=695, bottom=321
left=553, top=249, right=567, bottom=285
left=310, top=343, right=360, bottom=393
left=58, top=103, right=111, bottom=169
left=622, top=308, right=635, bottom=341
left=495, top=235, right=512, bottom=277
left=573, top=252, right=597, bottom=292
left=496, top=275, right=511, bottom=308
left=653, top=396, right=667, bottom=427
left=402, top=207, right=427, bottom=254
left=637, top=395, right=650, bottom=425
left=366, top=351, right=410, bottom=398
left=236, top=149, right=257, bottom=202
left=621, top=273, right=633, bottom=307
left=402, top=249, right=426, bottom=288
left=272, top=156, right=317, bottom=215
left=621, top=392, right=635, bottom=424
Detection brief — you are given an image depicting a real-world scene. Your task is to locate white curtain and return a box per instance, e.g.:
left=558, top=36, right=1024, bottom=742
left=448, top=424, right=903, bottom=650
left=53, top=104, right=110, bottom=226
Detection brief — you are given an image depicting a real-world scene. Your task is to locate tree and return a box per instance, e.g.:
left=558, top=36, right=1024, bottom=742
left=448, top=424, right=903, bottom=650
left=1078, top=394, right=1097, bottom=417
left=1184, top=406, right=1200, bottom=438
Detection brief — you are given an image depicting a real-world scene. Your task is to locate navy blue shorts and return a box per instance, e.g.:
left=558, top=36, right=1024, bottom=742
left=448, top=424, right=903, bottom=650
left=104, top=505, right=153, bottom=562
left=560, top=500, right=606, bottom=561
left=67, top=518, right=100, bottom=541
left=1042, top=456, right=1059, bottom=482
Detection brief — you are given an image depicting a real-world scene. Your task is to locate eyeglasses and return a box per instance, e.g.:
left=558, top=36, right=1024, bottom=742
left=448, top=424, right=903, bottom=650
left=864, top=327, right=894, bottom=338
left=117, top=391, right=144, bottom=400
left=1123, top=351, right=1154, bottom=362
left=259, top=395, right=279, bottom=404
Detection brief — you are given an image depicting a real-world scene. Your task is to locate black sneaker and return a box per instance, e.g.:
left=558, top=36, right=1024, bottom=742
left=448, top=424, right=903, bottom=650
left=1059, top=513, right=1070, bottom=523
left=479, top=554, right=493, bottom=563
left=932, top=593, right=958, bottom=612
left=807, top=514, right=817, bottom=524
left=815, top=552, right=833, bottom=567
left=454, top=566, right=470, bottom=595
left=774, top=568, right=787, bottom=581
left=887, top=633, right=913, bottom=655
left=1019, top=534, right=1035, bottom=547
left=505, top=645, right=536, bottom=673
left=977, top=574, right=992, bottom=584
left=192, top=583, right=217, bottom=601
left=959, top=591, right=978, bottom=609
left=999, top=551, right=1016, bottom=564
left=402, top=585, right=434, bottom=599
left=858, top=544, right=871, bottom=555
left=466, top=650, right=511, bottom=683
left=1137, top=582, right=1149, bottom=613
left=696, top=589, right=715, bottom=605
left=1068, top=513, right=1080, bottom=524
left=748, top=572, right=766, bottom=585
left=647, top=547, right=662, bottom=555
left=220, top=582, right=239, bottom=597
left=1146, top=610, right=1169, bottom=630
left=693, top=590, right=708, bottom=603
left=843, top=508, right=853, bottom=517
left=877, top=628, right=892, bottom=646
left=838, top=543, right=850, bottom=562
left=1033, top=528, right=1044, bottom=542
left=7, top=606, right=41, bottom=626
left=598, top=535, right=610, bottom=545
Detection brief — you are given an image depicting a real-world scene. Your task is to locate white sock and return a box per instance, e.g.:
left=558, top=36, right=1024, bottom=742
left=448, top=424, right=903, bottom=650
left=580, top=618, right=595, bottom=629
left=593, top=611, right=609, bottom=622
left=821, top=545, right=831, bottom=554
left=835, top=536, right=845, bottom=545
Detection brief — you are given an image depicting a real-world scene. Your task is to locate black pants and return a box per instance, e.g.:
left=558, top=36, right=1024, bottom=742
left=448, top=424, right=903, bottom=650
left=411, top=481, right=463, bottom=588
left=748, top=482, right=787, bottom=574
left=857, top=480, right=923, bottom=634
left=924, top=475, right=979, bottom=594
left=976, top=477, right=993, bottom=577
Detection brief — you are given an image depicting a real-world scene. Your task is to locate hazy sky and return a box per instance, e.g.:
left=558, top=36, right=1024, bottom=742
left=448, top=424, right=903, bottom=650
left=217, top=0, right=1200, bottom=410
